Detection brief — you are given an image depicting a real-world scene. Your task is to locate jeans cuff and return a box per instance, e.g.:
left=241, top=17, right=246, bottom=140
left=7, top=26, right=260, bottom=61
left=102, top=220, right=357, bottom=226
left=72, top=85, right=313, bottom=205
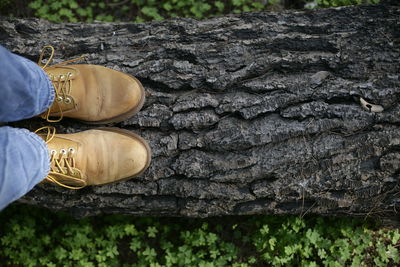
left=38, top=67, right=55, bottom=113
left=22, top=129, right=51, bottom=184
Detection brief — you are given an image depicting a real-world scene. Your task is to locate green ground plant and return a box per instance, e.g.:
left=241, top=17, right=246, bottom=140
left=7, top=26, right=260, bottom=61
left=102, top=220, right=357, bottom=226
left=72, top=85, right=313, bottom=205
left=0, top=204, right=399, bottom=266
left=312, top=0, right=379, bottom=8
left=0, top=0, right=380, bottom=23
left=26, top=0, right=269, bottom=22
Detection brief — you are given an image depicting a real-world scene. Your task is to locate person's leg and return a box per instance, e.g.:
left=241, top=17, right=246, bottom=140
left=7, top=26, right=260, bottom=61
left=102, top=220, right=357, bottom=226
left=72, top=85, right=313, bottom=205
left=0, top=45, right=54, bottom=122
left=0, top=126, right=50, bottom=210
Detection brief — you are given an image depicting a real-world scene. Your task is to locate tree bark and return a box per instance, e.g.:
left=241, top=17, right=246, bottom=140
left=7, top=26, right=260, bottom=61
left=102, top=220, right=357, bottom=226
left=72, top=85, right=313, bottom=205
left=1, top=3, right=399, bottom=223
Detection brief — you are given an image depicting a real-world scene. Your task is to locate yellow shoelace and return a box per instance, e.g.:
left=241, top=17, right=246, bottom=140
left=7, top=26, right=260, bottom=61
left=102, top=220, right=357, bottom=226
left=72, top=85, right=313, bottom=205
left=35, top=126, right=87, bottom=189
left=38, top=46, right=86, bottom=122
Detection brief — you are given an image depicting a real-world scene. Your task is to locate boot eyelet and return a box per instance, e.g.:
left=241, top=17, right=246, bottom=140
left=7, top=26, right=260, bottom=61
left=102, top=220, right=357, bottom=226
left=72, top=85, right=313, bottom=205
left=69, top=148, right=75, bottom=153
left=60, top=149, right=67, bottom=154
left=50, top=150, right=57, bottom=155
left=64, top=97, right=72, bottom=104
left=60, top=75, right=65, bottom=79
left=57, top=96, right=63, bottom=102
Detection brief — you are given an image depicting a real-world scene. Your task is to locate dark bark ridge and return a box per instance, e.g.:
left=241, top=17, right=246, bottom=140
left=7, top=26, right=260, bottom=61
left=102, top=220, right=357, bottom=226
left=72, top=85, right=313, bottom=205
left=1, top=4, right=399, bottom=221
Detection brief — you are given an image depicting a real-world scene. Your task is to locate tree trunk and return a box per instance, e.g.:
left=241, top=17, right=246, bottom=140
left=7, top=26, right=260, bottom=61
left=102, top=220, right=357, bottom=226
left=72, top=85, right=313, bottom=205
left=1, top=3, right=399, bottom=223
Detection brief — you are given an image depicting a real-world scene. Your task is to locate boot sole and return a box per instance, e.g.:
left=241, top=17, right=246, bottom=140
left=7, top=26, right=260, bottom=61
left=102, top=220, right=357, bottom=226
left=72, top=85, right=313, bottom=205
left=95, top=127, right=152, bottom=184
left=78, top=75, right=146, bottom=125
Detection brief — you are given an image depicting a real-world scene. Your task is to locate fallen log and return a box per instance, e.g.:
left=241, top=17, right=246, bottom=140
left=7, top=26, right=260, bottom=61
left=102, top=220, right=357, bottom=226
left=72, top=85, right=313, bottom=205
left=1, top=2, right=399, bottom=224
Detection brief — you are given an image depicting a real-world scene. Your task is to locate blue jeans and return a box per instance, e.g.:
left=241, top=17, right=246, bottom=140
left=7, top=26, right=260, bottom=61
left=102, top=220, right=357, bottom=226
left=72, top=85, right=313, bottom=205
left=0, top=45, right=54, bottom=210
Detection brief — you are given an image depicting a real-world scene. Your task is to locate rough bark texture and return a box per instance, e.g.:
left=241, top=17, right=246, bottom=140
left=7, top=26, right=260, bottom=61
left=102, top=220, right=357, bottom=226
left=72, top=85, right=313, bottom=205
left=1, top=3, right=399, bottom=223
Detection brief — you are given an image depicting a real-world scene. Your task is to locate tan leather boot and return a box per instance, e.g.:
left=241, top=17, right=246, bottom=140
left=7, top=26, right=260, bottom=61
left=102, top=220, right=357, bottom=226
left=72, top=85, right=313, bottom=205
left=38, top=46, right=145, bottom=124
left=35, top=127, right=151, bottom=189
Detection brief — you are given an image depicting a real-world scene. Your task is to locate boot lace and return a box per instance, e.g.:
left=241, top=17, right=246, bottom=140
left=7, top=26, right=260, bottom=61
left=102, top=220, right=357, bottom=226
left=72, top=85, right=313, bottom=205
left=35, top=126, right=87, bottom=189
left=38, top=46, right=86, bottom=122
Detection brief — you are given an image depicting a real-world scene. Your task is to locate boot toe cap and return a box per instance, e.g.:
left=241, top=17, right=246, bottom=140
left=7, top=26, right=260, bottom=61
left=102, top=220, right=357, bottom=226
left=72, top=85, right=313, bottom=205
left=99, top=69, right=145, bottom=121
left=121, top=137, right=150, bottom=178
left=83, top=129, right=151, bottom=186
left=73, top=65, right=145, bottom=123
